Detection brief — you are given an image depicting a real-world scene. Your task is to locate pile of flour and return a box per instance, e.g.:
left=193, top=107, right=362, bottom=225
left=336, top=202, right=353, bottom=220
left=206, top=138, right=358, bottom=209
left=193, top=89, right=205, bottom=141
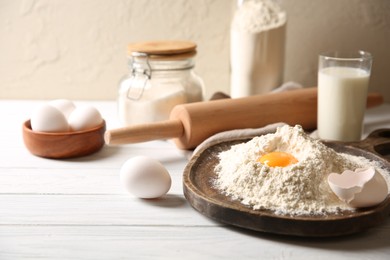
left=214, top=125, right=390, bottom=215
left=231, top=0, right=286, bottom=33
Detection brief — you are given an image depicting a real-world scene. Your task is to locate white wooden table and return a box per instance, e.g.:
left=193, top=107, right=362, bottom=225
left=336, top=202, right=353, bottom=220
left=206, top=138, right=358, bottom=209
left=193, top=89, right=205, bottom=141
left=1, top=100, right=390, bottom=260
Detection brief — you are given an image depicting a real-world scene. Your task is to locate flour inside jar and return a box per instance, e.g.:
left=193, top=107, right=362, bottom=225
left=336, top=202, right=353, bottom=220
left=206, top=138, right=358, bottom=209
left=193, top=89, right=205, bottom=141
left=213, top=125, right=390, bottom=215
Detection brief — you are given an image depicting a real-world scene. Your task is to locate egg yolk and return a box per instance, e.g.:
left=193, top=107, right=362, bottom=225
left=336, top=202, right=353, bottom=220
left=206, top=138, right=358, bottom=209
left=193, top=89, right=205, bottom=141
left=258, top=152, right=298, bottom=167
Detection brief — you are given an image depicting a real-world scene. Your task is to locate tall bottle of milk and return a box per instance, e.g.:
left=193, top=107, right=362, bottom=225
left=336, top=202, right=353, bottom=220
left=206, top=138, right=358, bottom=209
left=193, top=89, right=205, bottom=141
left=317, top=51, right=373, bottom=142
left=230, top=0, right=286, bottom=98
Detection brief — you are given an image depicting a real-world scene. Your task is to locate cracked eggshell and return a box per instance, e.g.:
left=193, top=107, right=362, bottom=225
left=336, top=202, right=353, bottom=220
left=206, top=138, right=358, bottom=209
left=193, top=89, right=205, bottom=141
left=328, top=167, right=388, bottom=208
left=120, top=156, right=171, bottom=199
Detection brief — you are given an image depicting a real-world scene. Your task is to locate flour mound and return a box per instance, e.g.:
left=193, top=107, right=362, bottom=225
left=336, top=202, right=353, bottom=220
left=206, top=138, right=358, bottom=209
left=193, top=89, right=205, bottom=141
left=214, top=125, right=389, bottom=215
left=232, top=0, right=286, bottom=33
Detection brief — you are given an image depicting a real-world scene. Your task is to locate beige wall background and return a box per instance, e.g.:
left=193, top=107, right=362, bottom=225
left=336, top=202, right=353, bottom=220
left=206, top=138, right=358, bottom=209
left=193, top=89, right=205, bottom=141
left=1, top=0, right=390, bottom=101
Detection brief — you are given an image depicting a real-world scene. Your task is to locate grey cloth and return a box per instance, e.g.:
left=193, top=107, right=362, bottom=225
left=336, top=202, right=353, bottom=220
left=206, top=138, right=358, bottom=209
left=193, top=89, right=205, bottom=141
left=192, top=122, right=287, bottom=158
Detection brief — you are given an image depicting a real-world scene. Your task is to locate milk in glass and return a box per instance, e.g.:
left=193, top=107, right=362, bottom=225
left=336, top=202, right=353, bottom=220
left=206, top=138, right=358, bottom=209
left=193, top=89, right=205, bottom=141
left=318, top=66, right=370, bottom=141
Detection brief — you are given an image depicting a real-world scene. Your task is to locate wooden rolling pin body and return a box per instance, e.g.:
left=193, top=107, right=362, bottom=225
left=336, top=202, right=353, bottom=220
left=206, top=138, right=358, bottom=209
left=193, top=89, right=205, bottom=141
left=105, top=88, right=383, bottom=149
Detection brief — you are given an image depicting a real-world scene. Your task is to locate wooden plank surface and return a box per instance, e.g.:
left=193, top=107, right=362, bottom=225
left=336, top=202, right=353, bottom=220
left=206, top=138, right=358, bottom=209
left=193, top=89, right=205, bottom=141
left=1, top=225, right=390, bottom=260
left=1, top=100, right=390, bottom=259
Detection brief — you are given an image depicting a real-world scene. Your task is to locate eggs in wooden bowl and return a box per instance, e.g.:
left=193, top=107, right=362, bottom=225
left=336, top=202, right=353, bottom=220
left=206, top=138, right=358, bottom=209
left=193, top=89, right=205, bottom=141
left=22, top=99, right=106, bottom=159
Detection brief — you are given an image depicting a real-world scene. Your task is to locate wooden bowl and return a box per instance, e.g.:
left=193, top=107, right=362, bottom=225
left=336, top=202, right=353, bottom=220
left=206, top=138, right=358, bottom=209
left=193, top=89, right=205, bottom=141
left=183, top=129, right=390, bottom=237
left=22, top=120, right=106, bottom=159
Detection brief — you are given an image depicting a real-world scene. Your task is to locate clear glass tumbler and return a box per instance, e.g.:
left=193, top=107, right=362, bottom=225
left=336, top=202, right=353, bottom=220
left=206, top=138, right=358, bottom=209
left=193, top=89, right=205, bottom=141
left=317, top=51, right=373, bottom=141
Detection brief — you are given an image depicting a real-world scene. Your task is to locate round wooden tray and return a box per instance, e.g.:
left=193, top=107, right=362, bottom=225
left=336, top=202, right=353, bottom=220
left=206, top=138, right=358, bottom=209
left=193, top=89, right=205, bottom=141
left=183, top=129, right=390, bottom=237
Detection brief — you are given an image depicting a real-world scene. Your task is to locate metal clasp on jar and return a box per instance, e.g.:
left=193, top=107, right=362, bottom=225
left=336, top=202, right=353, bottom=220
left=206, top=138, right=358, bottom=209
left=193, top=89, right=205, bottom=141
left=127, top=52, right=152, bottom=100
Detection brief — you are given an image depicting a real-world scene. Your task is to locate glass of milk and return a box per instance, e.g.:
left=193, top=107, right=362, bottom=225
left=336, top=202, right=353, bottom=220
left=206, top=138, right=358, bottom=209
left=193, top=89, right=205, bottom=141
left=317, top=51, right=373, bottom=142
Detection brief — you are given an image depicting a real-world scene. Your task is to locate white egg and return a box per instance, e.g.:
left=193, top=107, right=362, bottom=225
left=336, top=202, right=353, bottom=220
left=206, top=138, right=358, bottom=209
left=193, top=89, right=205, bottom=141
left=48, top=99, right=76, bottom=119
left=120, top=156, right=172, bottom=199
left=31, top=104, right=69, bottom=132
left=68, top=105, right=103, bottom=131
left=328, top=167, right=388, bottom=208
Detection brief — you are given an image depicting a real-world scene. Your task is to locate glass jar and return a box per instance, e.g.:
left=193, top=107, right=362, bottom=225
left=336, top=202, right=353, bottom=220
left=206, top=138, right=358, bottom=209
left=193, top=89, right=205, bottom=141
left=230, top=0, right=286, bottom=97
left=118, top=41, right=205, bottom=126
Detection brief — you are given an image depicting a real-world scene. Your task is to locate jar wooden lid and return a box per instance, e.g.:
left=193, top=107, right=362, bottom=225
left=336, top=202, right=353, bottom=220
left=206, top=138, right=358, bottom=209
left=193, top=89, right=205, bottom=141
left=127, top=40, right=197, bottom=60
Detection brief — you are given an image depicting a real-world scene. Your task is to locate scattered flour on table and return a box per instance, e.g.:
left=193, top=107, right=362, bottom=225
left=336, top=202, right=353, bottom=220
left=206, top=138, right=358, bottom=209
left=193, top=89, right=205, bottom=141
left=213, top=125, right=390, bottom=216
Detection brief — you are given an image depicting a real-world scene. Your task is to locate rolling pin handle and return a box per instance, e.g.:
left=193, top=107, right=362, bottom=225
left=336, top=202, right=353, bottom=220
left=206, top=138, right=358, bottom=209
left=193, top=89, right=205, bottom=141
left=104, top=119, right=184, bottom=145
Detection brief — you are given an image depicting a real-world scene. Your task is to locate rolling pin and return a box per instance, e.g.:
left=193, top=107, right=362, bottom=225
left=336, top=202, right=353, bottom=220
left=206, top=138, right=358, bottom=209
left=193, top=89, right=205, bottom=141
left=105, top=87, right=384, bottom=150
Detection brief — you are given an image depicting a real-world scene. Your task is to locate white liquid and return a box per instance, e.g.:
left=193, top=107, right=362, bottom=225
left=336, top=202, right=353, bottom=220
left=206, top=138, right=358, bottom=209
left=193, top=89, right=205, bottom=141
left=318, top=67, right=370, bottom=141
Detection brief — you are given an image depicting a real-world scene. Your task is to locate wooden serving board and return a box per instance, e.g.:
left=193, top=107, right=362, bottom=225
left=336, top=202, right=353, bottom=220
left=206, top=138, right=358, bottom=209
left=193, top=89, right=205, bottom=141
left=183, top=129, right=390, bottom=237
